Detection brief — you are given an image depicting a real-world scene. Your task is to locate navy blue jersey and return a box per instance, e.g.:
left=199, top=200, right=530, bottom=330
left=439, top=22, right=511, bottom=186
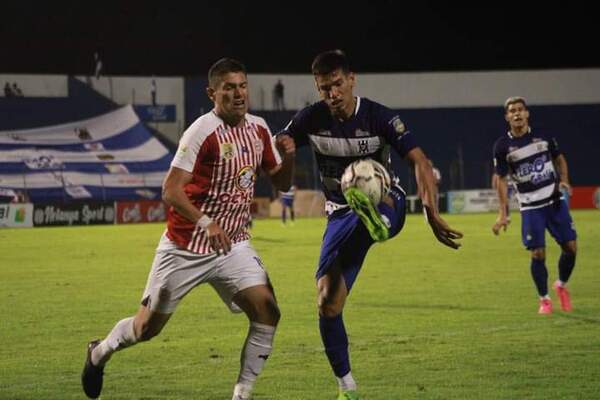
left=280, top=97, right=417, bottom=205
left=493, top=129, right=562, bottom=210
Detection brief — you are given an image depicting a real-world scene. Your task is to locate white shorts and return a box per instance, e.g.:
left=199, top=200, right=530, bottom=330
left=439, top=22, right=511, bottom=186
left=141, top=233, right=269, bottom=314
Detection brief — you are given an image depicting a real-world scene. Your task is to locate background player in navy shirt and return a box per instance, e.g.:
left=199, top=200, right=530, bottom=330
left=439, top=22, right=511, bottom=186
left=492, top=96, right=577, bottom=315
left=278, top=50, right=462, bottom=400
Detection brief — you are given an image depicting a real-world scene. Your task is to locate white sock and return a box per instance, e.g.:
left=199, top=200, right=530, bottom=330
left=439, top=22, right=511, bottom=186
left=236, top=322, right=276, bottom=386
left=336, top=371, right=357, bottom=391
left=91, top=317, right=137, bottom=366
left=541, top=295, right=551, bottom=300
left=557, top=280, right=566, bottom=287
left=232, top=382, right=253, bottom=400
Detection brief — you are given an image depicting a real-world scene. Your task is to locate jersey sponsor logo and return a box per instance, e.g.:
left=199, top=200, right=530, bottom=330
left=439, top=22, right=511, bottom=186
left=516, top=155, right=547, bottom=176
left=217, top=190, right=253, bottom=204
left=516, top=155, right=554, bottom=184
left=235, top=165, right=256, bottom=191
left=220, top=143, right=235, bottom=160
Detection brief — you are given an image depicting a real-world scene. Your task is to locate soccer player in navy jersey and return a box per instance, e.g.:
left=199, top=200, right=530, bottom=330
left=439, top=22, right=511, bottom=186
left=492, top=96, right=577, bottom=315
left=278, top=50, right=463, bottom=400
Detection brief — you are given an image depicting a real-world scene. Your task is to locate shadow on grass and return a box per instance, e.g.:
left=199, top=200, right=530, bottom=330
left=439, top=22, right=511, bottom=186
left=353, top=302, right=491, bottom=312
left=251, top=236, right=287, bottom=243
left=554, top=312, right=600, bottom=325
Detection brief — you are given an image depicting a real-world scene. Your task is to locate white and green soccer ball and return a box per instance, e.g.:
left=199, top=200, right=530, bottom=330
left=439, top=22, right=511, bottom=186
left=341, top=158, right=391, bottom=205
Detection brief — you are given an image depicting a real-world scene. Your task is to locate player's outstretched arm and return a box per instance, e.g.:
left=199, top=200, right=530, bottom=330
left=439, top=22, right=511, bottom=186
left=408, top=148, right=463, bottom=249
left=162, top=166, right=231, bottom=254
left=492, top=173, right=510, bottom=236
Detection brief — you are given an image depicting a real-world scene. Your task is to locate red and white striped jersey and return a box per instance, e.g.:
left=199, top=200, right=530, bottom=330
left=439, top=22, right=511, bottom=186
left=166, top=110, right=281, bottom=254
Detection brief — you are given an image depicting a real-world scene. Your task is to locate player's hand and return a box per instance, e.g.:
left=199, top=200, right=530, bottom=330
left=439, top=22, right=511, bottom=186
left=559, top=181, right=572, bottom=196
left=276, top=134, right=295, bottom=155
left=424, top=206, right=463, bottom=249
left=492, top=215, right=510, bottom=235
left=206, top=222, right=232, bottom=255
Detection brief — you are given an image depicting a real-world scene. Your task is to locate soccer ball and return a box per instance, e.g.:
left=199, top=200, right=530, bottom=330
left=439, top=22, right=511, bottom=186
left=341, top=158, right=391, bottom=205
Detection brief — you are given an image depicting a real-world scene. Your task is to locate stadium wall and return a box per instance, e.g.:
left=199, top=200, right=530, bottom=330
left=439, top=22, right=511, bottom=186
left=74, top=76, right=185, bottom=144
left=0, top=74, right=68, bottom=97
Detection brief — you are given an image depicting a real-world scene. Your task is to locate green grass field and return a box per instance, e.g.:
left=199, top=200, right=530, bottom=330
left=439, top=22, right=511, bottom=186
left=1, top=211, right=599, bottom=400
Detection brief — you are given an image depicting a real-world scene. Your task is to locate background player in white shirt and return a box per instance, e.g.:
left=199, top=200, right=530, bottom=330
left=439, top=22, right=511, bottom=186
left=82, top=58, right=295, bottom=400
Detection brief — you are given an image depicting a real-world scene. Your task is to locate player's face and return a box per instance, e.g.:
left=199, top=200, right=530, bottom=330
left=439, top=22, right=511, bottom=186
left=208, top=72, right=249, bottom=124
left=315, top=69, right=356, bottom=118
left=505, top=101, right=529, bottom=132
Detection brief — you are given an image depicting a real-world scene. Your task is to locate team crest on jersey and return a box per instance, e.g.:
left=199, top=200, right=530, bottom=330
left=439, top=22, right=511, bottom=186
left=358, top=139, right=369, bottom=154
left=390, top=116, right=406, bottom=135
left=236, top=166, right=256, bottom=191
left=220, top=143, right=235, bottom=160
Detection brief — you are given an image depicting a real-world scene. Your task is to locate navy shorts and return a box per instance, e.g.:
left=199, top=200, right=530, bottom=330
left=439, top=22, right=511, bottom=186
left=521, top=199, right=577, bottom=249
left=281, top=198, right=293, bottom=207
left=316, top=186, right=406, bottom=291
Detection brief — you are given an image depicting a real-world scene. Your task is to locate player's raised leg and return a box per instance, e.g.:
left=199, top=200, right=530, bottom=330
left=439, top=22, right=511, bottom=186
left=343, top=187, right=389, bottom=242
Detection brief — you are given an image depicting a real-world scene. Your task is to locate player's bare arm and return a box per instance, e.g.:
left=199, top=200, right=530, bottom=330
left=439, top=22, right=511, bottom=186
left=554, top=154, right=572, bottom=195
left=268, top=134, right=296, bottom=192
left=162, top=166, right=231, bottom=254
left=492, top=173, right=510, bottom=235
left=408, top=147, right=463, bottom=249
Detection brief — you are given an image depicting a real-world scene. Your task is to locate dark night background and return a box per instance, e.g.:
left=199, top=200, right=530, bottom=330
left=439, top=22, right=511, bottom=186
left=1, top=2, right=598, bottom=76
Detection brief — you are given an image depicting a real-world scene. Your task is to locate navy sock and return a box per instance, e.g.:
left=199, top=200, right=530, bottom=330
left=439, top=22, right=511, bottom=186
left=558, top=251, right=576, bottom=283
left=319, top=314, right=350, bottom=378
left=530, top=258, right=548, bottom=297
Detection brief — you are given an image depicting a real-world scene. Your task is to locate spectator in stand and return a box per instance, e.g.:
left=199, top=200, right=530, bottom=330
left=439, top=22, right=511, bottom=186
left=273, top=79, right=285, bottom=110
left=94, top=52, right=103, bottom=80
left=151, top=77, right=157, bottom=106
left=4, top=82, right=14, bottom=97
left=12, top=83, right=23, bottom=97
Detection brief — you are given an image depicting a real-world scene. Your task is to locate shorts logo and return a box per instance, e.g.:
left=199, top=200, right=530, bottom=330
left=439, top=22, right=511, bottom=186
left=220, top=143, right=235, bottom=160
left=236, top=166, right=256, bottom=191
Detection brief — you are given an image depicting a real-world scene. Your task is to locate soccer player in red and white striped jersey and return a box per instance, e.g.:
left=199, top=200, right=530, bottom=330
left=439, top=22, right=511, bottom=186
left=82, top=58, right=295, bottom=400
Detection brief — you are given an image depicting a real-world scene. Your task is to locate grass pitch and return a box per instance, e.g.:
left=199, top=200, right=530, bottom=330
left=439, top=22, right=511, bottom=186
left=1, top=211, right=599, bottom=399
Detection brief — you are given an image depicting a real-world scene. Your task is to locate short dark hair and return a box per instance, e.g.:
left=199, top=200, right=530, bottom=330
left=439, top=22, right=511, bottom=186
left=311, top=49, right=351, bottom=76
left=208, top=58, right=247, bottom=88
left=504, top=96, right=527, bottom=111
